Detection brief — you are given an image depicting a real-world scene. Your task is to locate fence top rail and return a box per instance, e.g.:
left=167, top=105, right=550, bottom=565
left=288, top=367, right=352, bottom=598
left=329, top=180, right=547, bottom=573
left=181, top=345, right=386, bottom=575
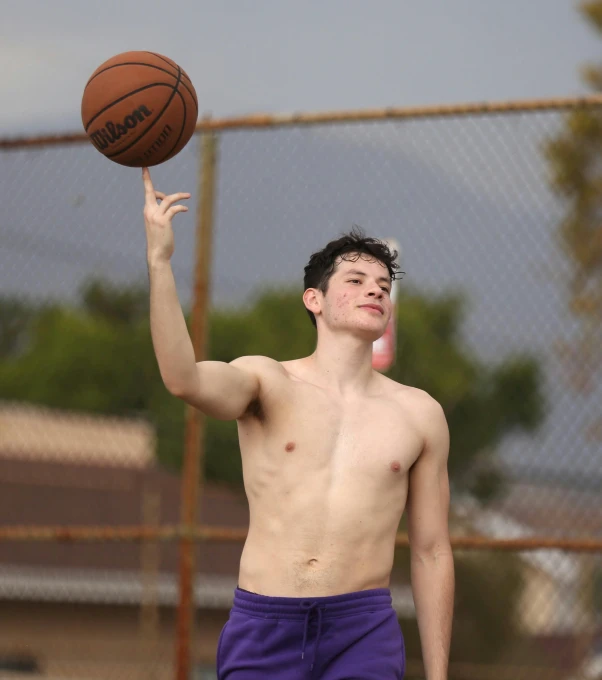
left=0, top=525, right=601, bottom=553
left=2, top=94, right=602, bottom=150
left=201, top=93, right=602, bottom=130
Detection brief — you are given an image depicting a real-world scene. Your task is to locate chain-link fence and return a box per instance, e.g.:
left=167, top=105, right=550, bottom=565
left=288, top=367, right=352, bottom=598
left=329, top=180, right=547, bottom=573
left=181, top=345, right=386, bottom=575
left=1, top=98, right=601, bottom=679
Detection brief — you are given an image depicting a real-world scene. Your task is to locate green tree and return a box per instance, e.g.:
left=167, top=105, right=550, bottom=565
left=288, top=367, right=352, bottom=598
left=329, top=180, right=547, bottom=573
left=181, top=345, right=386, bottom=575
left=0, top=297, right=38, bottom=359
left=545, top=0, right=602, bottom=399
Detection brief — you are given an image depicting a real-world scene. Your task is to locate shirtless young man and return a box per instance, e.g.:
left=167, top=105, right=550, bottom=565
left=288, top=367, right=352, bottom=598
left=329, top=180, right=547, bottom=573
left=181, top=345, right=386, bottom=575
left=142, top=167, right=454, bottom=680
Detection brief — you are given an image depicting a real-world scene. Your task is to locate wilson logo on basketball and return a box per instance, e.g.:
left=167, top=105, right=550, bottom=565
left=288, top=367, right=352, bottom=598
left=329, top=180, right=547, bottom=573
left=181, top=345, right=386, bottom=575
left=89, top=105, right=153, bottom=150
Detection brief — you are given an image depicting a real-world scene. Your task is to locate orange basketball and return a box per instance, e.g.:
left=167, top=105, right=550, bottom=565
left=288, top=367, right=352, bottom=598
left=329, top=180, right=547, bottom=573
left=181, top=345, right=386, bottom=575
left=81, top=51, right=198, bottom=167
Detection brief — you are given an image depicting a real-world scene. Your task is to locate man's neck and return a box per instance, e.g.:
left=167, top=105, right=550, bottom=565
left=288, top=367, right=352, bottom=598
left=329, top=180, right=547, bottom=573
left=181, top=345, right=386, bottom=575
left=305, top=331, right=376, bottom=395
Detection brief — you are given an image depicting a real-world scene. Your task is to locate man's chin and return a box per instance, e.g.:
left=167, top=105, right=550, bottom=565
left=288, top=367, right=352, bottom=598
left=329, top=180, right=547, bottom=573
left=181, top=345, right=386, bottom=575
left=349, top=323, right=387, bottom=343
left=325, top=318, right=388, bottom=341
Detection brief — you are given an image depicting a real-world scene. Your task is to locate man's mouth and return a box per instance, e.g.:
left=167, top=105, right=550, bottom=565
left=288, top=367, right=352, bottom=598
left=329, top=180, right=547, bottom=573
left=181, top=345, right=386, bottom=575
left=359, top=304, right=384, bottom=315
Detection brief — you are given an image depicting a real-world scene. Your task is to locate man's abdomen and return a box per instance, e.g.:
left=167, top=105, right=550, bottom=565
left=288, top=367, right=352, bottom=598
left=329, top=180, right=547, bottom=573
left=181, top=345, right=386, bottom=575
left=238, top=522, right=396, bottom=598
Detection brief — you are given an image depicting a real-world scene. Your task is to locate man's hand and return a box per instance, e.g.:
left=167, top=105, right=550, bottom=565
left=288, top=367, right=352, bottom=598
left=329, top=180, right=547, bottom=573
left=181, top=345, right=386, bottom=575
left=142, top=167, right=191, bottom=265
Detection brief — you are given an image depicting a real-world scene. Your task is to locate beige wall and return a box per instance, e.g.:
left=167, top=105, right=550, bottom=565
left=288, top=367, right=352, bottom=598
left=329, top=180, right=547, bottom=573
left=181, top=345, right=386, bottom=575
left=0, top=601, right=228, bottom=680
left=519, top=564, right=581, bottom=636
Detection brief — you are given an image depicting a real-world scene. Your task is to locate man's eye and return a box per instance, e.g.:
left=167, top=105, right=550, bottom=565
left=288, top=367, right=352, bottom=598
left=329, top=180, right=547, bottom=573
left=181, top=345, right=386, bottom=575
left=381, top=287, right=390, bottom=293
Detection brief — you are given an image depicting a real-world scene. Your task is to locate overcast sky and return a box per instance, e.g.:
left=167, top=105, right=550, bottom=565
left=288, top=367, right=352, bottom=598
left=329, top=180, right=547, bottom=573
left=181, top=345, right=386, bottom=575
left=0, top=0, right=599, bottom=136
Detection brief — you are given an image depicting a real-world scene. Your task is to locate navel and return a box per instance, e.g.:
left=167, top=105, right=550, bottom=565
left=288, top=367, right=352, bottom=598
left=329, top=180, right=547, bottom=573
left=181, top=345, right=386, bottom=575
left=390, top=460, right=401, bottom=473
left=285, top=441, right=296, bottom=452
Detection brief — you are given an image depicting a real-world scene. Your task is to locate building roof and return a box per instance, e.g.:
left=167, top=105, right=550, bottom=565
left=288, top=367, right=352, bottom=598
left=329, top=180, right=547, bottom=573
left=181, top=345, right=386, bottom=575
left=0, top=401, right=154, bottom=468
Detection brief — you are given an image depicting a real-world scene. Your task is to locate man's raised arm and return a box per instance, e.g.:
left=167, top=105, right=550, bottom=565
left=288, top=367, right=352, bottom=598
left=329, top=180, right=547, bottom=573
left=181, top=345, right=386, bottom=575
left=143, top=167, right=259, bottom=421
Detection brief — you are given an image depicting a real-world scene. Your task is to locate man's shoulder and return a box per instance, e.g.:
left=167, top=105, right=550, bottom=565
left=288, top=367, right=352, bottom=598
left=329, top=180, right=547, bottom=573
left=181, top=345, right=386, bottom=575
left=381, top=379, right=448, bottom=455
left=230, top=355, right=286, bottom=376
left=379, top=375, right=445, bottom=420
left=230, top=356, right=304, bottom=390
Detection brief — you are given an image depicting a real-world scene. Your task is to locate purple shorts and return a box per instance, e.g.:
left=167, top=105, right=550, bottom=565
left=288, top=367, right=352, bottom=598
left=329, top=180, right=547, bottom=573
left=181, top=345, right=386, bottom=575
left=216, top=587, right=405, bottom=679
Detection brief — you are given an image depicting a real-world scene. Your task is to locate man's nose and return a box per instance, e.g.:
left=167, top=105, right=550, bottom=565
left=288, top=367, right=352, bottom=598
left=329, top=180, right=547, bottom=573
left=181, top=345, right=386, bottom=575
left=367, top=286, right=384, bottom=298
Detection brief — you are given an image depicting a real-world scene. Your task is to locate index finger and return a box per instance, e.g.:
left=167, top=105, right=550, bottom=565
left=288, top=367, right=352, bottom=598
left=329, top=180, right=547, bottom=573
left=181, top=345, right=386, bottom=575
left=142, top=167, right=156, bottom=203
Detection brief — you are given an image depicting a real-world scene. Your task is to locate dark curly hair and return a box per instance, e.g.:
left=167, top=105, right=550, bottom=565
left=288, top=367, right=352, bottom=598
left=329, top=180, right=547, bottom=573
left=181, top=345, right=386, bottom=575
left=303, top=226, right=402, bottom=328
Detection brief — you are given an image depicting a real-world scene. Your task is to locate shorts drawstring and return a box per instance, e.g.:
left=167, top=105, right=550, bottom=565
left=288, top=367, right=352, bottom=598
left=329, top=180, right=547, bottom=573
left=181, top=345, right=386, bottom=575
left=300, top=601, right=325, bottom=672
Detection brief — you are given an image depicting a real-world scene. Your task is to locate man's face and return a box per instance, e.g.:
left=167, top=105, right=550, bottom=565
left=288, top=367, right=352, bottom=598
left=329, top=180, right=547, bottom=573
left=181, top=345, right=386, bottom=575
left=318, top=254, right=393, bottom=340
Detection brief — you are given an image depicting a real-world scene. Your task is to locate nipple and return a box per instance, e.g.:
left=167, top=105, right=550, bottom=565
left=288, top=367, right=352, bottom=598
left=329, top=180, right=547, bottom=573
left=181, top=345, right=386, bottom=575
left=285, top=441, right=296, bottom=452
left=390, top=461, right=401, bottom=473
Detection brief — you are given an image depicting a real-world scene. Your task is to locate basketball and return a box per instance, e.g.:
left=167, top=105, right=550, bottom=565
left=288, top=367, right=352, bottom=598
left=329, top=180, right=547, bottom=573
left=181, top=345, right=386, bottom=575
left=81, top=51, right=198, bottom=167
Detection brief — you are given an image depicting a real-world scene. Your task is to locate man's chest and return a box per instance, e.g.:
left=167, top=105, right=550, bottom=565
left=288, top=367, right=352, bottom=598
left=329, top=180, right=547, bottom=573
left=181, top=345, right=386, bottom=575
left=256, top=379, right=423, bottom=473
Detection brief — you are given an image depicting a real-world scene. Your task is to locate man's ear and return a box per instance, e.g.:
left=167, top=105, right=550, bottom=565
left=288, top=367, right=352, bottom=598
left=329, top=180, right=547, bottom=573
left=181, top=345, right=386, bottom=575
left=303, top=288, right=322, bottom=318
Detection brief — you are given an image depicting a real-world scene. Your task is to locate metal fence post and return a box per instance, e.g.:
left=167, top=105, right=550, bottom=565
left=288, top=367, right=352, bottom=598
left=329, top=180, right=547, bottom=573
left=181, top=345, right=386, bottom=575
left=175, top=124, right=219, bottom=680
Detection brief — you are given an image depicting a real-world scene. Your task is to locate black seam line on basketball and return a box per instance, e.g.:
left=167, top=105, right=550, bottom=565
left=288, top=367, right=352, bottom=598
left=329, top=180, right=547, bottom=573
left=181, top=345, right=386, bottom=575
left=145, top=52, right=198, bottom=107
left=160, top=66, right=188, bottom=160
left=144, top=51, right=179, bottom=73
left=128, top=68, right=188, bottom=165
left=85, top=61, right=197, bottom=112
left=84, top=82, right=173, bottom=132
left=181, top=72, right=198, bottom=111
left=144, top=52, right=189, bottom=84
left=177, top=74, right=197, bottom=114
left=158, top=78, right=188, bottom=163
left=108, top=67, right=182, bottom=159
left=85, top=59, right=178, bottom=83
left=85, top=62, right=178, bottom=89
left=144, top=52, right=198, bottom=111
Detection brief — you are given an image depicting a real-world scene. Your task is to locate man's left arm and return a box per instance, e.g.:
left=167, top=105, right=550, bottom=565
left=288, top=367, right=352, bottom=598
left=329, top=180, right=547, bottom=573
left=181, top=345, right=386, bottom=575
left=406, top=397, right=454, bottom=680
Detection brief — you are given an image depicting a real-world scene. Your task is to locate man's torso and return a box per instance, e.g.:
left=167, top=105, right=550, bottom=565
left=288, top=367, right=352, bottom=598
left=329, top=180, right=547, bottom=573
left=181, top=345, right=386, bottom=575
left=235, top=356, right=431, bottom=597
